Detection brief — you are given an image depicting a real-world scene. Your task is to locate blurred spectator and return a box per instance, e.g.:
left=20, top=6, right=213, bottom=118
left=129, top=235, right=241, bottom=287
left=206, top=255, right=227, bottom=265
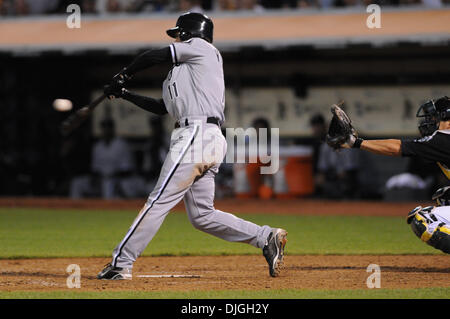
left=317, top=0, right=334, bottom=8
left=12, top=0, right=29, bottom=15
left=1, top=0, right=445, bottom=16
left=82, top=0, right=98, bottom=13
left=60, top=121, right=93, bottom=196
left=421, top=0, right=443, bottom=7
left=333, top=0, right=363, bottom=7
left=70, top=118, right=136, bottom=199
left=251, top=117, right=274, bottom=198
left=309, top=113, right=327, bottom=174
left=1, top=0, right=62, bottom=15
left=27, top=0, right=59, bottom=14
left=215, top=0, right=237, bottom=10
left=106, top=0, right=122, bottom=12
left=239, top=0, right=265, bottom=10
left=216, top=128, right=234, bottom=198
left=95, top=0, right=130, bottom=13
left=315, top=142, right=361, bottom=199
left=231, top=117, right=274, bottom=199
left=383, top=137, right=447, bottom=201
left=179, top=0, right=204, bottom=12
left=309, top=113, right=359, bottom=199
left=125, top=0, right=169, bottom=12
left=260, top=0, right=294, bottom=8
left=141, top=116, right=170, bottom=190
left=308, top=114, right=361, bottom=199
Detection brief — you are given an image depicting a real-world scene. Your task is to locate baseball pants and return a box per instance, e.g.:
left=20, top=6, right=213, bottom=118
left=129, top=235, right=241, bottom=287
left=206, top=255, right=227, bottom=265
left=112, top=120, right=272, bottom=268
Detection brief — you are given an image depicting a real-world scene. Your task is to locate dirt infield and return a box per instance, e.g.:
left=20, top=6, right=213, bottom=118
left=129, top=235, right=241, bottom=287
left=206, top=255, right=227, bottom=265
left=1, top=255, right=449, bottom=292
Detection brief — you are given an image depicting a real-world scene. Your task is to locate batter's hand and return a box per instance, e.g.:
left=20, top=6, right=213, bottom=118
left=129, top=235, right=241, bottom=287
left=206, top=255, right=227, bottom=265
left=103, top=83, right=125, bottom=99
left=105, top=71, right=130, bottom=99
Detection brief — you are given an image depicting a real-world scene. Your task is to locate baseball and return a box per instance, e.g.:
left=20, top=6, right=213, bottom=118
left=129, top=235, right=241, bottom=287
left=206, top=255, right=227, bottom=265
left=53, top=99, right=73, bottom=112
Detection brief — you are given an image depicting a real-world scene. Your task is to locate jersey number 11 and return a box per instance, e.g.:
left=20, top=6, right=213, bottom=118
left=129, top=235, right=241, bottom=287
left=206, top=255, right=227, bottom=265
left=168, top=82, right=179, bottom=99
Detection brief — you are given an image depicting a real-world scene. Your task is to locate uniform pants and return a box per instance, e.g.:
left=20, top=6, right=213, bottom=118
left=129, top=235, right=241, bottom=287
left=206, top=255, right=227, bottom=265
left=112, top=123, right=272, bottom=268
left=421, top=206, right=450, bottom=234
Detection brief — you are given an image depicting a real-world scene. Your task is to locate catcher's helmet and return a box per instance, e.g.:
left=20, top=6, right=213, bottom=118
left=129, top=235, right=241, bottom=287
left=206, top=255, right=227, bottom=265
left=416, top=96, right=450, bottom=136
left=166, top=12, right=214, bottom=43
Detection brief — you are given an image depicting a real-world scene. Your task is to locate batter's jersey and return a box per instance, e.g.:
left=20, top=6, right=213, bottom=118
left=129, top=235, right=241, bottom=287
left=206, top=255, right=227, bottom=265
left=401, top=129, right=450, bottom=180
left=162, top=38, right=225, bottom=124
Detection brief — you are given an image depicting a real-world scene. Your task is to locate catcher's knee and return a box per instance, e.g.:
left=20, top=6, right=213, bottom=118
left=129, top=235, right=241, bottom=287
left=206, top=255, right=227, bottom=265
left=428, top=225, right=450, bottom=254
left=407, top=206, right=450, bottom=254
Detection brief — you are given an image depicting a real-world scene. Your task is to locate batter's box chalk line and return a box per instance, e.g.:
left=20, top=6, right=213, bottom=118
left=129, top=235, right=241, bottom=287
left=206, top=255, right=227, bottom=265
left=137, top=274, right=201, bottom=278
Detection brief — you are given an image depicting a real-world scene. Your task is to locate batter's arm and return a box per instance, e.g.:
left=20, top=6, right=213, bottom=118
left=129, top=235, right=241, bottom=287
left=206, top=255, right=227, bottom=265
left=122, top=89, right=168, bottom=115
left=359, top=139, right=402, bottom=156
left=121, top=47, right=172, bottom=78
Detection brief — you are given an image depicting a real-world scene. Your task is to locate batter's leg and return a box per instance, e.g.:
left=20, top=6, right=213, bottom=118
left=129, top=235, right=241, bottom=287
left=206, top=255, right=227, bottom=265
left=184, top=167, right=287, bottom=276
left=183, top=168, right=273, bottom=248
left=110, top=126, right=202, bottom=269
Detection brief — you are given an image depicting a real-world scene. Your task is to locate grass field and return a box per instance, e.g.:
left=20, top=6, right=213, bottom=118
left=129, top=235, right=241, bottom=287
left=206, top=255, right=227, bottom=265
left=0, top=207, right=447, bottom=300
left=0, top=208, right=439, bottom=258
left=1, top=288, right=449, bottom=299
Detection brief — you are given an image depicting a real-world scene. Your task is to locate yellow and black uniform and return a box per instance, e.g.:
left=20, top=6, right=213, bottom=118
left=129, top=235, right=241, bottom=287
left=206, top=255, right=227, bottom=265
left=401, top=129, right=450, bottom=253
left=401, top=129, right=450, bottom=179
left=401, top=129, right=450, bottom=254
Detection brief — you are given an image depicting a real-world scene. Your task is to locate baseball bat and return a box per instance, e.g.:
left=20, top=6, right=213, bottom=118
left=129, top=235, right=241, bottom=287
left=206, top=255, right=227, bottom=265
left=60, top=93, right=107, bottom=136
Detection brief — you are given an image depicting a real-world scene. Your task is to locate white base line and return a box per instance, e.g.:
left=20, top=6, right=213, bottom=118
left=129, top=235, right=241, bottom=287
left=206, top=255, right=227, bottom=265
left=137, top=274, right=201, bottom=278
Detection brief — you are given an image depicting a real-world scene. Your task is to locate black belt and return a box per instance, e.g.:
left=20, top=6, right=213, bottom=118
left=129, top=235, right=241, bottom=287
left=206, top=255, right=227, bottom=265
left=174, top=117, right=220, bottom=129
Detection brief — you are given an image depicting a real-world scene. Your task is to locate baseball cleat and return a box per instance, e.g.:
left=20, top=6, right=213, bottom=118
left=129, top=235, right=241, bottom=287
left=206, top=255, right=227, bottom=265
left=263, top=228, right=287, bottom=277
left=97, top=263, right=132, bottom=280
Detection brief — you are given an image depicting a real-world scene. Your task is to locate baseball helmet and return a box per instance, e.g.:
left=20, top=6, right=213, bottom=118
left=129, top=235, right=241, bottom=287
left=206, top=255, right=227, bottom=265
left=166, top=12, right=214, bottom=43
left=416, top=96, right=450, bottom=136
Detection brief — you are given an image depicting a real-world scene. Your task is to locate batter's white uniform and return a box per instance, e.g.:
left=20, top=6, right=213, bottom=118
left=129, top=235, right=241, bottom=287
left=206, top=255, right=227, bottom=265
left=112, top=38, right=272, bottom=268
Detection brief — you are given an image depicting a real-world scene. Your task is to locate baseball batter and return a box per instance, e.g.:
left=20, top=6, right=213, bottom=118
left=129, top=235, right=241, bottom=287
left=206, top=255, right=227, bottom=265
left=326, top=96, right=450, bottom=254
left=97, top=12, right=287, bottom=280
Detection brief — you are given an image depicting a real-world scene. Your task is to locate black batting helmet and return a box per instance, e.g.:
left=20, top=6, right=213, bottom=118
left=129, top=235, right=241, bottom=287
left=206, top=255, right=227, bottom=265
left=166, top=12, right=214, bottom=43
left=417, top=96, right=450, bottom=136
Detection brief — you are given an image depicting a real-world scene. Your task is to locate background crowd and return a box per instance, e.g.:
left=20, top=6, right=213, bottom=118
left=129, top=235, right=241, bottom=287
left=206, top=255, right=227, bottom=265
left=1, top=0, right=448, bottom=201
left=0, top=0, right=448, bottom=16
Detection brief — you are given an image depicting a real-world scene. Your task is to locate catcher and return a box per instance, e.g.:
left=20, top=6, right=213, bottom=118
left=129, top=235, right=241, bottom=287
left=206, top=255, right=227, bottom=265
left=326, top=97, right=450, bottom=254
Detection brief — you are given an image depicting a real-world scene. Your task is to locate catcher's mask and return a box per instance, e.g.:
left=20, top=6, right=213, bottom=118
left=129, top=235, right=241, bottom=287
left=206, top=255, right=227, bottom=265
left=166, top=12, right=214, bottom=43
left=416, top=96, right=450, bottom=136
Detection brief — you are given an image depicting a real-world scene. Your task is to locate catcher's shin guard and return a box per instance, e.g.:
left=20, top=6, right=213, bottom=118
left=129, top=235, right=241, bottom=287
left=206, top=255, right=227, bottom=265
left=428, top=224, right=450, bottom=254
left=407, top=206, right=450, bottom=254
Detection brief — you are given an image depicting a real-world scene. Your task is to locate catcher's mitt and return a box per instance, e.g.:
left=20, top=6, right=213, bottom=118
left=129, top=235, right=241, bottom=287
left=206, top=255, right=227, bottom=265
left=326, top=102, right=359, bottom=150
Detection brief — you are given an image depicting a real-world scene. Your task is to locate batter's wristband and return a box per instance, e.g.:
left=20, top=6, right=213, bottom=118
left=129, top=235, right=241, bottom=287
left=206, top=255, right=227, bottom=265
left=353, top=137, right=363, bottom=149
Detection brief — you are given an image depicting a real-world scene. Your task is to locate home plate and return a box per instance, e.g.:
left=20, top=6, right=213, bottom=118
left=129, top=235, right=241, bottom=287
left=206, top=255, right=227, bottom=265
left=137, top=274, right=201, bottom=278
